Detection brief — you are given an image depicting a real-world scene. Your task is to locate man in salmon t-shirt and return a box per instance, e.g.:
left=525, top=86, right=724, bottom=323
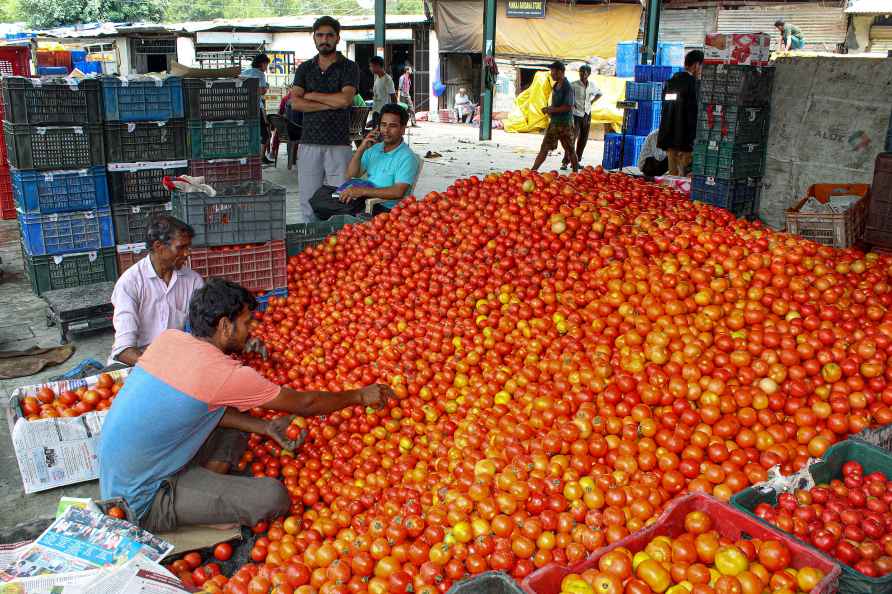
left=99, top=278, right=393, bottom=532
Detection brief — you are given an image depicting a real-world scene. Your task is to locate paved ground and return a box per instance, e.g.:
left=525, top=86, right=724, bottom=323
left=0, top=123, right=604, bottom=537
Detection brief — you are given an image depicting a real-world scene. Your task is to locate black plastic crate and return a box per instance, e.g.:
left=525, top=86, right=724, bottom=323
left=692, top=175, right=761, bottom=219
left=104, top=120, right=186, bottom=164
left=171, top=181, right=285, bottom=247
left=4, top=122, right=105, bottom=170
left=699, top=64, right=775, bottom=106
left=184, top=78, right=259, bottom=121
left=108, top=160, right=186, bottom=205
left=447, top=572, right=524, bottom=594
left=286, top=215, right=363, bottom=257
left=1, top=77, right=102, bottom=125
left=111, top=201, right=172, bottom=245
left=697, top=104, right=769, bottom=144
left=22, top=245, right=117, bottom=296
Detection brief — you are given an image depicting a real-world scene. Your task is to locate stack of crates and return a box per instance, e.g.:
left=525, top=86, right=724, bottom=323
left=0, top=45, right=33, bottom=219
left=692, top=64, right=775, bottom=219
left=101, top=75, right=187, bottom=275
left=176, top=77, right=285, bottom=305
left=604, top=64, right=680, bottom=170
left=1, top=76, right=115, bottom=296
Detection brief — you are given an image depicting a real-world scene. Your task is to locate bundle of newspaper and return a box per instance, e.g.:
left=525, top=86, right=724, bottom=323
left=798, top=195, right=862, bottom=214
left=0, top=506, right=175, bottom=592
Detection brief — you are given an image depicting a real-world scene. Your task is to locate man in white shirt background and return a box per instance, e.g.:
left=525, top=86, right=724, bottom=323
left=370, top=55, right=396, bottom=130
left=562, top=64, right=602, bottom=170
left=454, top=88, right=475, bottom=124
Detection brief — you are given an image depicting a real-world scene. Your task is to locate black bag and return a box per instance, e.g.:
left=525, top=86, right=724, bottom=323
left=310, top=185, right=365, bottom=220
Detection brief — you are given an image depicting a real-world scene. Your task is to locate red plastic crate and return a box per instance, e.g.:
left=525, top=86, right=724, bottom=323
left=0, top=46, right=31, bottom=77
left=188, top=240, right=286, bottom=292
left=36, top=50, right=71, bottom=71
left=115, top=243, right=149, bottom=276
left=188, top=157, right=262, bottom=185
left=520, top=493, right=841, bottom=594
left=0, top=166, right=13, bottom=220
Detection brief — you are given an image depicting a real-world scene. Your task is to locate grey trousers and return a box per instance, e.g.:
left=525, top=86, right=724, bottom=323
left=296, top=144, right=352, bottom=223
left=140, top=428, right=290, bottom=533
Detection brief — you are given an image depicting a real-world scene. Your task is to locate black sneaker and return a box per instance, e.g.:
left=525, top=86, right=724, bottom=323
left=262, top=156, right=276, bottom=166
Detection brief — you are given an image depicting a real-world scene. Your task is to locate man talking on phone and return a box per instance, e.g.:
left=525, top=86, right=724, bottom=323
left=310, top=104, right=419, bottom=219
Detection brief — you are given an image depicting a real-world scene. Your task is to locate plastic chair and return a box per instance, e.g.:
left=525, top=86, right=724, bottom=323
left=350, top=106, right=371, bottom=144
left=365, top=152, right=424, bottom=215
left=267, top=114, right=299, bottom=170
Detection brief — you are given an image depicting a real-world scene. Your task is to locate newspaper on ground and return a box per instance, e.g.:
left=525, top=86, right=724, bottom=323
left=62, top=554, right=190, bottom=594
left=0, top=507, right=173, bottom=582
left=6, top=368, right=130, bottom=493
left=0, top=568, right=100, bottom=594
left=55, top=498, right=101, bottom=519
left=10, top=412, right=108, bottom=494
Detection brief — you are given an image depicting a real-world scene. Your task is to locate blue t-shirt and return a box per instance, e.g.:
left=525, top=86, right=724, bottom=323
left=359, top=142, right=419, bottom=208
left=241, top=67, right=269, bottom=110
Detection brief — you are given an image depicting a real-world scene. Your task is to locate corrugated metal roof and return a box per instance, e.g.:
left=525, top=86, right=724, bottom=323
left=847, top=0, right=892, bottom=14
left=660, top=8, right=712, bottom=46
left=716, top=4, right=847, bottom=49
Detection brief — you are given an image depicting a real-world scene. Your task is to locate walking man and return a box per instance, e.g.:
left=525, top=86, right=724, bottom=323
left=562, top=64, right=601, bottom=170
left=290, top=16, right=360, bottom=223
left=532, top=61, right=578, bottom=173
left=399, top=65, right=417, bottom=127
left=657, top=50, right=704, bottom=177
left=370, top=55, right=396, bottom=131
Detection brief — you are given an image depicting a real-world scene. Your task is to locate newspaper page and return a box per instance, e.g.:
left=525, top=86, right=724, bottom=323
left=0, top=508, right=173, bottom=582
left=11, top=411, right=107, bottom=494
left=0, top=569, right=100, bottom=594
left=65, top=555, right=190, bottom=594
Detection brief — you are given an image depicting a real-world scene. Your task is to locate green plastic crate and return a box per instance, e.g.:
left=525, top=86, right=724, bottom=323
left=187, top=119, right=260, bottom=159
left=693, top=140, right=765, bottom=180
left=697, top=104, right=769, bottom=144
left=22, top=246, right=118, bottom=296
left=731, top=439, right=892, bottom=594
left=286, top=215, right=364, bottom=257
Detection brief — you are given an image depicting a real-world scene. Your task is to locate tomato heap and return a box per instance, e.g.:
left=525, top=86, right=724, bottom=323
left=754, top=460, right=892, bottom=577
left=20, top=373, right=123, bottom=420
left=559, top=510, right=825, bottom=594
left=198, top=168, right=892, bottom=594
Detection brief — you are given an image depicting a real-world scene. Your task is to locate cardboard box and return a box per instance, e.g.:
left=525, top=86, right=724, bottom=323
left=704, top=33, right=771, bottom=66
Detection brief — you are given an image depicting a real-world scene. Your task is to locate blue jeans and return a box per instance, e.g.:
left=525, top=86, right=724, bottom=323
left=790, top=37, right=804, bottom=50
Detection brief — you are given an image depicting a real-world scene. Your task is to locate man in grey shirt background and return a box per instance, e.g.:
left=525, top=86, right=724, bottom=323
left=290, top=16, right=360, bottom=223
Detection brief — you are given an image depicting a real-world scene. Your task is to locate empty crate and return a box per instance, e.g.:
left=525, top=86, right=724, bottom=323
left=4, top=122, right=104, bottom=170
left=107, top=160, right=187, bottom=205
left=187, top=120, right=260, bottom=160
left=101, top=76, right=184, bottom=122
left=111, top=201, right=173, bottom=245
left=19, top=208, right=115, bottom=256
left=184, top=78, right=259, bottom=121
left=24, top=247, right=118, bottom=296
left=104, top=120, right=187, bottom=163
left=12, top=167, right=110, bottom=215
left=692, top=175, right=761, bottom=219
left=1, top=77, right=102, bottom=125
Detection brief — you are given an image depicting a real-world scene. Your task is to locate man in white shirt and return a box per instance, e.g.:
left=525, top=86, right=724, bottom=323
left=637, top=129, right=669, bottom=177
left=562, top=64, right=602, bottom=170
left=370, top=55, right=396, bottom=130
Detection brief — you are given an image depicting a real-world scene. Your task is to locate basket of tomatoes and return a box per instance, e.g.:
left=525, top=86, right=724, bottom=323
left=6, top=368, right=129, bottom=427
left=732, top=439, right=892, bottom=593
left=521, top=492, right=840, bottom=594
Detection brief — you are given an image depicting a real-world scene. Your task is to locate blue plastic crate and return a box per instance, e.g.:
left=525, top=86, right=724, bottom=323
left=12, top=167, right=110, bottom=215
left=625, top=81, right=664, bottom=101
left=101, top=76, right=184, bottom=122
left=653, top=66, right=683, bottom=83
left=70, top=50, right=87, bottom=63
left=74, top=60, right=102, bottom=75
left=622, top=134, right=647, bottom=168
left=691, top=175, right=761, bottom=219
left=602, top=133, right=622, bottom=170
left=634, top=100, right=663, bottom=136
left=634, top=65, right=653, bottom=83
left=256, top=287, right=288, bottom=312
left=19, top=208, right=115, bottom=256
left=37, top=66, right=68, bottom=76
left=657, top=42, right=685, bottom=67
left=616, top=41, right=641, bottom=78
left=622, top=108, right=637, bottom=134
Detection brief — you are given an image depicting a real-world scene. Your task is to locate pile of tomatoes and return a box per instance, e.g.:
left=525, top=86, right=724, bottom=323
left=20, top=373, right=123, bottom=420
left=190, top=167, right=892, bottom=593
left=558, top=510, right=825, bottom=594
left=754, top=460, right=892, bottom=577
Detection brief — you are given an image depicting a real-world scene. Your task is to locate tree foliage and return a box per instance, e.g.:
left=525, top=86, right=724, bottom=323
left=20, top=0, right=163, bottom=27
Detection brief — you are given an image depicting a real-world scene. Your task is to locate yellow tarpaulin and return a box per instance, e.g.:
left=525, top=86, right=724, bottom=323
left=504, top=72, right=628, bottom=134
left=436, top=1, right=642, bottom=60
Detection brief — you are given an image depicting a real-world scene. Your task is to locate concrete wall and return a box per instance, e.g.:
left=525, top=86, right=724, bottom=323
left=760, top=55, right=892, bottom=228
left=269, top=31, right=319, bottom=58
left=176, top=36, right=196, bottom=67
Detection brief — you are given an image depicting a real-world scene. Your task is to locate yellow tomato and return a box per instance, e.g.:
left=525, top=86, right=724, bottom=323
left=637, top=558, right=671, bottom=593
left=715, top=545, right=749, bottom=577
left=560, top=574, right=593, bottom=594
left=632, top=551, right=652, bottom=571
